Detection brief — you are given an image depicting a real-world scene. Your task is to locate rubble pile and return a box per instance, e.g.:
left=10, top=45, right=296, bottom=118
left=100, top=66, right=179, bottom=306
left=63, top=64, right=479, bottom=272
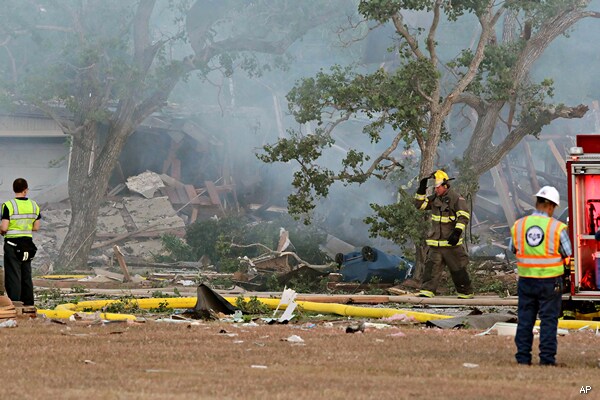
left=31, top=170, right=242, bottom=269
left=36, top=195, right=185, bottom=267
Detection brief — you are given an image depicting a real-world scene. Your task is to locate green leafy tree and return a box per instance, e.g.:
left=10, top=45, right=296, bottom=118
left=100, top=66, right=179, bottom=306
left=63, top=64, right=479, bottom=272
left=260, top=0, right=600, bottom=278
left=457, top=1, right=598, bottom=180
left=0, top=0, right=351, bottom=269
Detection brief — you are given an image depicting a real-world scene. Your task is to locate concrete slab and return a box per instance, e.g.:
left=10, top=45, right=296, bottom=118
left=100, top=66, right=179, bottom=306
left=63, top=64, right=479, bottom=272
left=126, top=171, right=165, bottom=199
left=118, top=239, right=165, bottom=261
left=123, top=196, right=185, bottom=230
left=96, top=204, right=128, bottom=235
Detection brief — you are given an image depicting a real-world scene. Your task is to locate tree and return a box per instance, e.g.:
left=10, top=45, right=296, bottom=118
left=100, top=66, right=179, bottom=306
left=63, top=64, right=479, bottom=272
left=458, top=2, right=599, bottom=181
left=0, top=0, right=350, bottom=269
left=260, top=0, right=600, bottom=277
left=263, top=1, right=500, bottom=212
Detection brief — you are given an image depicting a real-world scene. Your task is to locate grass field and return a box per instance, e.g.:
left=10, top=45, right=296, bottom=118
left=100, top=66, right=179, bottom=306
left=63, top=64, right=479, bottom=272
left=0, top=317, right=598, bottom=399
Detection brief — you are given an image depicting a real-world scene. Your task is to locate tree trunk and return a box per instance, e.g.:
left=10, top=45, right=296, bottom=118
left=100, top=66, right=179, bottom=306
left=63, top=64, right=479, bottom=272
left=413, top=222, right=429, bottom=282
left=419, top=114, right=444, bottom=177
left=462, top=102, right=503, bottom=172
left=412, top=113, right=444, bottom=281
left=57, top=188, right=104, bottom=269
left=54, top=121, right=131, bottom=270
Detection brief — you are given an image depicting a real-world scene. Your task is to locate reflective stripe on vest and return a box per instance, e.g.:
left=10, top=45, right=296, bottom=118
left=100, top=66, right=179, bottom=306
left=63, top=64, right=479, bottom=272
left=4, top=199, right=39, bottom=238
left=511, top=215, right=566, bottom=278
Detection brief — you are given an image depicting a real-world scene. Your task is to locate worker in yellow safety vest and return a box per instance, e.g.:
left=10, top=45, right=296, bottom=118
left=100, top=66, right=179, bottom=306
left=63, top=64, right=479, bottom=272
left=509, top=186, right=572, bottom=366
left=0, top=178, right=41, bottom=306
left=413, top=170, right=473, bottom=299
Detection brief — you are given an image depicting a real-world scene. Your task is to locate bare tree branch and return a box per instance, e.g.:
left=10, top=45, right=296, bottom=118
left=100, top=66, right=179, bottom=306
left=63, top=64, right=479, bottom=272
left=502, top=8, right=518, bottom=44
left=132, top=58, right=195, bottom=125
left=443, top=0, right=501, bottom=111
left=323, top=113, right=352, bottom=137
left=391, top=13, right=426, bottom=60
left=414, top=78, right=435, bottom=104
left=68, top=2, right=85, bottom=45
left=338, top=130, right=404, bottom=180
left=454, top=93, right=486, bottom=114
left=475, top=104, right=588, bottom=172
left=336, top=16, right=383, bottom=47
left=427, top=0, right=442, bottom=66
left=133, top=0, right=159, bottom=75
left=231, top=242, right=274, bottom=254
left=464, top=3, right=600, bottom=174
left=31, top=102, right=75, bottom=135
left=514, top=8, right=600, bottom=85
left=1, top=42, right=17, bottom=83
left=231, top=242, right=314, bottom=268
left=197, top=10, right=336, bottom=64
left=133, top=0, right=155, bottom=56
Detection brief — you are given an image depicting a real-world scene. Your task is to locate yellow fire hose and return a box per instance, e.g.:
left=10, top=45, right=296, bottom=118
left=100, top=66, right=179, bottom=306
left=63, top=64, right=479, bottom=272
left=36, top=309, right=136, bottom=321
left=36, top=297, right=449, bottom=323
left=35, top=297, right=600, bottom=330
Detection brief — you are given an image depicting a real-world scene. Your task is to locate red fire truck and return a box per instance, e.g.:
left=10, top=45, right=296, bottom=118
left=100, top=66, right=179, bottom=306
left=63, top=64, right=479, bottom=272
left=563, top=134, right=600, bottom=318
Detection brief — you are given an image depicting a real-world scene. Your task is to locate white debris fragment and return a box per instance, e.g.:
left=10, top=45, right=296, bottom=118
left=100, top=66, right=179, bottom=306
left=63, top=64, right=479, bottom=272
left=0, top=319, right=17, bottom=328
left=283, top=335, right=304, bottom=343
left=381, top=314, right=416, bottom=323
left=126, top=171, right=165, bottom=199
left=363, top=322, right=391, bottom=330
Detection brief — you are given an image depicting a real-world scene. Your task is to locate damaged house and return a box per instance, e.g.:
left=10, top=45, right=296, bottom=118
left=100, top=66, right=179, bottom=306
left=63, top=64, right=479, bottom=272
left=0, top=106, right=270, bottom=268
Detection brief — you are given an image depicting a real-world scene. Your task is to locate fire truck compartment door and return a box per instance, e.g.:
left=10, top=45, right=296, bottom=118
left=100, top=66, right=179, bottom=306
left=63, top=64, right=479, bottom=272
left=573, top=166, right=600, bottom=174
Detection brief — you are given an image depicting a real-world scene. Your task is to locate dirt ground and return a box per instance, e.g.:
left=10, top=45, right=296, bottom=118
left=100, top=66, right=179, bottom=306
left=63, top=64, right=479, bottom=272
left=0, top=318, right=598, bottom=400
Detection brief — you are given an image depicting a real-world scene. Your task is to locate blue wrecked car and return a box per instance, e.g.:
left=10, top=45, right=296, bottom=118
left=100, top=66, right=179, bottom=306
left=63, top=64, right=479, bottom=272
left=335, top=246, right=414, bottom=284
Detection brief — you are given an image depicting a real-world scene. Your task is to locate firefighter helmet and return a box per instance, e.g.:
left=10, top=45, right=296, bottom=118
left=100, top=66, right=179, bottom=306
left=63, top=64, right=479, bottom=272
left=535, top=186, right=560, bottom=206
left=433, top=170, right=450, bottom=187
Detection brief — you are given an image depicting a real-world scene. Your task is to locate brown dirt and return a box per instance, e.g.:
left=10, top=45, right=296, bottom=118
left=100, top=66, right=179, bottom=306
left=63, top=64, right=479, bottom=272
left=0, top=318, right=598, bottom=400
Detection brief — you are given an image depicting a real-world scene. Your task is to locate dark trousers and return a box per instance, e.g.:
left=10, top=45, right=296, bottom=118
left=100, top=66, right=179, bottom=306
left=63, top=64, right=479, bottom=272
left=515, top=276, right=562, bottom=365
left=421, top=245, right=473, bottom=294
left=4, top=243, right=34, bottom=306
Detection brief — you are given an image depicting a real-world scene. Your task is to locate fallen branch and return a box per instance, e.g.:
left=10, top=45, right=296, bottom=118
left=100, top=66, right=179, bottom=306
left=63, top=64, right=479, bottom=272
left=230, top=242, right=313, bottom=268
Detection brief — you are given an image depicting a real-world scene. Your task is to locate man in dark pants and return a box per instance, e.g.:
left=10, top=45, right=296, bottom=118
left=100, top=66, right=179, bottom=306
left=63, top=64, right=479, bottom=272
left=0, top=178, right=41, bottom=306
left=414, top=170, right=474, bottom=299
left=509, top=186, right=572, bottom=366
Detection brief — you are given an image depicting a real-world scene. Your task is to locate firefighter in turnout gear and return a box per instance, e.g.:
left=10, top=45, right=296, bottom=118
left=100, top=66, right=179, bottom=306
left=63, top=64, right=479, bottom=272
left=509, top=186, right=572, bottom=366
left=414, top=170, right=474, bottom=299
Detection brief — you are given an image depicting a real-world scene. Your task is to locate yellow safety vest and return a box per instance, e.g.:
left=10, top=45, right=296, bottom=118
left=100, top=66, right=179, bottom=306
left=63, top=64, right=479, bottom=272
left=3, top=199, right=39, bottom=238
left=510, top=215, right=566, bottom=278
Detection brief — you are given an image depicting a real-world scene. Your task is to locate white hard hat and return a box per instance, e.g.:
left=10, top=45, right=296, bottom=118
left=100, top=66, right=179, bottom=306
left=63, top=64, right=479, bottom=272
left=535, top=186, right=560, bottom=206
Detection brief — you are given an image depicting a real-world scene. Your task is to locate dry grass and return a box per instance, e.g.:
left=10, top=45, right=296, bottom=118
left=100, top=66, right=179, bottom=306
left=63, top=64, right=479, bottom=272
left=0, top=318, right=598, bottom=400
